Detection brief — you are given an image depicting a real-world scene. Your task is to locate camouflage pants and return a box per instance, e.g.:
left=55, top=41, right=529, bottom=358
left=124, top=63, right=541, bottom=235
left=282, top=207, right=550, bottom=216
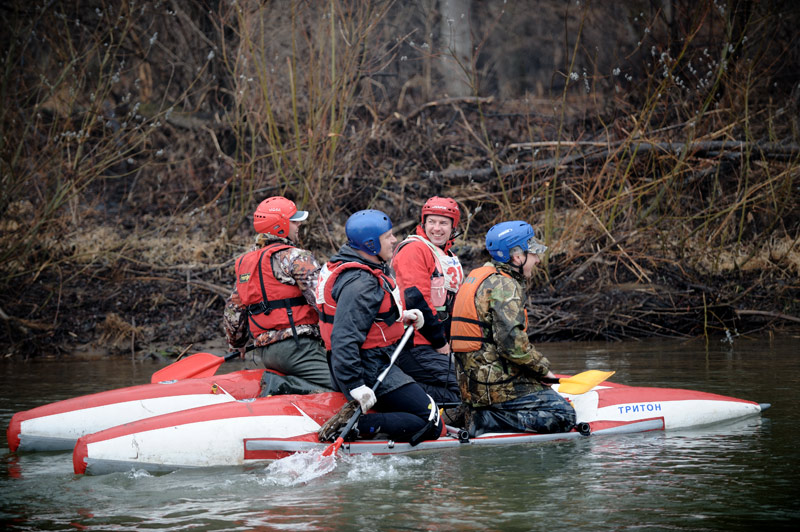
left=468, top=388, right=576, bottom=437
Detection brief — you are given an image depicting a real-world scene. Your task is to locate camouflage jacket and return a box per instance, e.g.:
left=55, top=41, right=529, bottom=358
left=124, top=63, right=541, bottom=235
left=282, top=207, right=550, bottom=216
left=454, top=260, right=551, bottom=406
left=223, top=234, right=322, bottom=348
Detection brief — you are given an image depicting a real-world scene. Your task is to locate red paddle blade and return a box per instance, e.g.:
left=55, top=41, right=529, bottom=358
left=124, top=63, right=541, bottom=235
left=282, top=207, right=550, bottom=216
left=150, top=353, right=225, bottom=383
left=321, top=437, right=344, bottom=457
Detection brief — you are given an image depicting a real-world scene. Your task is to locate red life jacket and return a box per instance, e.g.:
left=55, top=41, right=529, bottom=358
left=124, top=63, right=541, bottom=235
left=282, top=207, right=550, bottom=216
left=451, top=266, right=528, bottom=353
left=316, top=260, right=404, bottom=351
left=234, top=243, right=318, bottom=340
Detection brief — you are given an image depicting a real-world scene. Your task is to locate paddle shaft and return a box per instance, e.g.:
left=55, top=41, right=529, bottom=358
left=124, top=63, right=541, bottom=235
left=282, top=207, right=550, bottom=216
left=223, top=345, right=257, bottom=361
left=434, top=371, right=614, bottom=410
left=322, top=325, right=416, bottom=456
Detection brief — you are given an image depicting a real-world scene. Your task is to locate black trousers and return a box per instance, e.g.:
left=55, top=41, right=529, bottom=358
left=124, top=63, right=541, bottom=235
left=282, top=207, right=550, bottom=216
left=396, top=345, right=461, bottom=404
left=357, top=382, right=442, bottom=442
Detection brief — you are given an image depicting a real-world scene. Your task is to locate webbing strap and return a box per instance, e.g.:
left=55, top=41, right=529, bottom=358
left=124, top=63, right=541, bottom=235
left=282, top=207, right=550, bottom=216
left=451, top=316, right=486, bottom=326
left=450, top=335, right=495, bottom=344
left=249, top=243, right=307, bottom=346
left=408, top=394, right=441, bottom=447
left=450, top=316, right=495, bottom=344
left=247, top=296, right=307, bottom=315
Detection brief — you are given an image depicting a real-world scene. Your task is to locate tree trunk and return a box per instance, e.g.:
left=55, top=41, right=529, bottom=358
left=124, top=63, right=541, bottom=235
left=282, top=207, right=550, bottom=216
left=438, top=0, right=473, bottom=97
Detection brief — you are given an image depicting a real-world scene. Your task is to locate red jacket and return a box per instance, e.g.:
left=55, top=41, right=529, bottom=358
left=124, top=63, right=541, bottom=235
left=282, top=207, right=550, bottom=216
left=392, top=226, right=463, bottom=348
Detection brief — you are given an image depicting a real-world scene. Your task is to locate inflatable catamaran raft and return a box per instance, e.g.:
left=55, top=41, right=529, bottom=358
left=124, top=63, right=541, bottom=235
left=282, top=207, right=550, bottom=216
left=68, top=377, right=768, bottom=475
left=6, top=347, right=769, bottom=476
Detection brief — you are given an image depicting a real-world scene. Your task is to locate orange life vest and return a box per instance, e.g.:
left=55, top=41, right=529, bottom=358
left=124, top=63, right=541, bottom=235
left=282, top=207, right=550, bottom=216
left=450, top=265, right=528, bottom=352
left=316, top=261, right=404, bottom=351
left=234, top=243, right=318, bottom=340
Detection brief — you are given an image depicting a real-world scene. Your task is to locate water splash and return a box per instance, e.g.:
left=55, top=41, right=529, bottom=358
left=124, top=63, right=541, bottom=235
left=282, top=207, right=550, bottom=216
left=125, top=468, right=153, bottom=480
left=255, top=450, right=424, bottom=487
left=339, top=453, right=423, bottom=483
left=259, top=450, right=338, bottom=486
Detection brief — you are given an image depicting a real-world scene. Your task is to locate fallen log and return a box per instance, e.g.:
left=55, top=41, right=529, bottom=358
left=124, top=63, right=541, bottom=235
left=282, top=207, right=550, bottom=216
left=428, top=140, right=800, bottom=182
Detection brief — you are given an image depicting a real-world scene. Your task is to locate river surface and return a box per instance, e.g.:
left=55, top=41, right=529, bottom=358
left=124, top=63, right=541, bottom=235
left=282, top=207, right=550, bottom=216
left=1, top=335, right=798, bottom=531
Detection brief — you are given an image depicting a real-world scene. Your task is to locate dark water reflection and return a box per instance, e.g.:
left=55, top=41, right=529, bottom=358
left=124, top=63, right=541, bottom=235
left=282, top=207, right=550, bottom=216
left=1, top=335, right=798, bottom=531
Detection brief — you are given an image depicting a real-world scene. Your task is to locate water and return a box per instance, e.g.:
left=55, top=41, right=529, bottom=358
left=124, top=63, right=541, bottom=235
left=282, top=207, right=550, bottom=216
left=2, top=335, right=799, bottom=531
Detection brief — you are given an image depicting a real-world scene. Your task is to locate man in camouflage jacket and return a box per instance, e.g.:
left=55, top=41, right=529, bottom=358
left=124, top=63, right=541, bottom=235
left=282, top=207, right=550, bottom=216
left=451, top=221, right=575, bottom=436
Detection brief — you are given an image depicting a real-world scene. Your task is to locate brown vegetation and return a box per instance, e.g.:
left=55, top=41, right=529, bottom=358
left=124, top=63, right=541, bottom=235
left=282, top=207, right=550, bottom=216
left=1, top=1, right=798, bottom=359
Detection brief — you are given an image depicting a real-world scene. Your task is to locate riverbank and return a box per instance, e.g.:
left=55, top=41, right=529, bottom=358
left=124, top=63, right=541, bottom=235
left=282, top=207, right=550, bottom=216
left=2, top=203, right=797, bottom=361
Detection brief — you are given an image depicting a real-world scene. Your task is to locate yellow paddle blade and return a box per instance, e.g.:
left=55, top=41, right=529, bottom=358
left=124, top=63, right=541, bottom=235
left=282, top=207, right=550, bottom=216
left=557, top=370, right=615, bottom=394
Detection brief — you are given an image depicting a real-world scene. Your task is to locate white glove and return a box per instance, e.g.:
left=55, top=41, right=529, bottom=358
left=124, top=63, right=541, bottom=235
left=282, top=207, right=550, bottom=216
left=349, top=384, right=377, bottom=413
left=402, top=309, right=424, bottom=330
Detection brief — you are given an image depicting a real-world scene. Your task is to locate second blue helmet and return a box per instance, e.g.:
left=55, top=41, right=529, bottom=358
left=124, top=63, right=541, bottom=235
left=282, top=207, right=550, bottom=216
left=485, top=221, right=547, bottom=263
left=346, top=209, right=393, bottom=256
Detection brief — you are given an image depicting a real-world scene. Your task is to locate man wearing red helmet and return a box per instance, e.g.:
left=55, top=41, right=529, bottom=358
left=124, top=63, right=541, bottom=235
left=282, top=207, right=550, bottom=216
left=391, top=196, right=464, bottom=405
left=223, top=196, right=332, bottom=389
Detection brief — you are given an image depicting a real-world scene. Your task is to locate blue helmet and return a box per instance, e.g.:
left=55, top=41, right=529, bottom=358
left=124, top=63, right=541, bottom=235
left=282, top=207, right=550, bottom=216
left=346, top=209, right=393, bottom=255
left=485, top=221, right=547, bottom=263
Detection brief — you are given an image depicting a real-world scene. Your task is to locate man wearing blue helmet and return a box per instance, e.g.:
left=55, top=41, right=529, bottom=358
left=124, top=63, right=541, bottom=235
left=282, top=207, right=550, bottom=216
left=450, top=221, right=576, bottom=436
left=315, top=209, right=444, bottom=444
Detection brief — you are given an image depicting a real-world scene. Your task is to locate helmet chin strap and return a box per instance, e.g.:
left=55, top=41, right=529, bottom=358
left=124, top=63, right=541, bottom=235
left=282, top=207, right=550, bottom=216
left=514, top=252, right=529, bottom=275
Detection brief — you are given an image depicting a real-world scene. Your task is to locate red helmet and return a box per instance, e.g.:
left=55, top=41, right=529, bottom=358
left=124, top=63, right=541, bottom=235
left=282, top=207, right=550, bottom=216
left=253, top=196, right=308, bottom=237
left=421, top=196, right=460, bottom=228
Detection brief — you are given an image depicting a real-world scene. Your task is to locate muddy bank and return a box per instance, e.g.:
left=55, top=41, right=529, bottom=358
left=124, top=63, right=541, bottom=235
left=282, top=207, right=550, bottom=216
left=3, top=215, right=797, bottom=361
